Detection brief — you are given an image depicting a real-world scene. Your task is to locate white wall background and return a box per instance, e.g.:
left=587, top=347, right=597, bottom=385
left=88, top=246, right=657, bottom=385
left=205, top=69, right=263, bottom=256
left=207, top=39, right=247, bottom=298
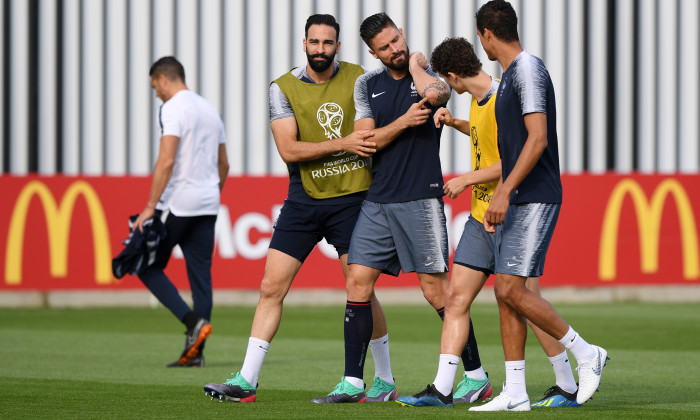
left=2, top=0, right=699, bottom=176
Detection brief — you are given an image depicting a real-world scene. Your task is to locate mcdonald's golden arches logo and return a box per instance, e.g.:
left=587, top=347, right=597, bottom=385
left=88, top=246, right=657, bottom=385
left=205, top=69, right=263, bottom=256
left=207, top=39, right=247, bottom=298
left=599, top=178, right=699, bottom=281
left=5, top=180, right=114, bottom=285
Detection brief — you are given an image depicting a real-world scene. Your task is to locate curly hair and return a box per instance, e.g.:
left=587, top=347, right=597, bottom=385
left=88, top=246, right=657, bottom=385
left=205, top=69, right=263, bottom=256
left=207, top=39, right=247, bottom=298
left=476, top=0, right=519, bottom=43
left=430, top=37, right=482, bottom=78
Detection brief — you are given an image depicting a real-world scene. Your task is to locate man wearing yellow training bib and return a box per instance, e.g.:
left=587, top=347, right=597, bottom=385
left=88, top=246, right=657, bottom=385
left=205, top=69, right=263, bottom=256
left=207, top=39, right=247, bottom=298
left=396, top=37, right=580, bottom=409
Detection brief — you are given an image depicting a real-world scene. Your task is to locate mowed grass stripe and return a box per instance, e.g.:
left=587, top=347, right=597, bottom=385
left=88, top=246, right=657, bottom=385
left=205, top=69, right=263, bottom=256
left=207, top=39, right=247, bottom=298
left=1, top=303, right=699, bottom=418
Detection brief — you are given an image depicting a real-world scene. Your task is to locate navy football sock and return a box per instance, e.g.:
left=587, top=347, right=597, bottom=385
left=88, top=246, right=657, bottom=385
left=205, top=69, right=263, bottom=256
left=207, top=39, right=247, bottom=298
left=462, top=317, right=482, bottom=371
left=436, top=306, right=446, bottom=321
left=344, top=300, right=373, bottom=380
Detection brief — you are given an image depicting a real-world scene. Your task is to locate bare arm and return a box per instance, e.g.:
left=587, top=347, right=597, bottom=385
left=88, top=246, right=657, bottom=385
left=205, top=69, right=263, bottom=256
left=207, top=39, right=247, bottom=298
left=133, top=135, right=178, bottom=231
left=270, top=116, right=376, bottom=163
left=444, top=161, right=502, bottom=199
left=483, top=176, right=503, bottom=233
left=434, top=107, right=470, bottom=135
left=409, top=52, right=450, bottom=106
left=483, top=112, right=548, bottom=231
left=217, top=142, right=229, bottom=192
left=354, top=97, right=431, bottom=150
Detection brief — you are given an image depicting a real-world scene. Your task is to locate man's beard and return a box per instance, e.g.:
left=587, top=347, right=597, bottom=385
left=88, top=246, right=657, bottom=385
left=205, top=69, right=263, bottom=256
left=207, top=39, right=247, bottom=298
left=382, top=48, right=410, bottom=71
left=307, top=52, right=335, bottom=73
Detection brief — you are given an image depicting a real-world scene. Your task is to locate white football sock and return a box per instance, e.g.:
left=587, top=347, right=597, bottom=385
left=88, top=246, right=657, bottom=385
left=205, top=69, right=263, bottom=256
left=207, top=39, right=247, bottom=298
left=345, top=376, right=364, bottom=389
left=559, top=327, right=596, bottom=364
left=548, top=350, right=577, bottom=394
left=504, top=360, right=527, bottom=399
left=433, top=354, right=460, bottom=396
left=369, top=334, right=394, bottom=384
left=240, top=337, right=269, bottom=386
left=466, top=366, right=488, bottom=381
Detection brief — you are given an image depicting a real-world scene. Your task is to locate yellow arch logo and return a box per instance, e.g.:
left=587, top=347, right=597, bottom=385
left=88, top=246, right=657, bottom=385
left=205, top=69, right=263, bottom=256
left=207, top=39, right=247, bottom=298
left=599, top=178, right=699, bottom=281
left=5, top=180, right=114, bottom=285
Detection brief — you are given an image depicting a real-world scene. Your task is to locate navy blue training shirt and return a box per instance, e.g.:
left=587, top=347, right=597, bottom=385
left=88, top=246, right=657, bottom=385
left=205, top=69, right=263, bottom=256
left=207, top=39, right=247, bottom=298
left=354, top=66, right=446, bottom=203
left=495, top=51, right=562, bottom=204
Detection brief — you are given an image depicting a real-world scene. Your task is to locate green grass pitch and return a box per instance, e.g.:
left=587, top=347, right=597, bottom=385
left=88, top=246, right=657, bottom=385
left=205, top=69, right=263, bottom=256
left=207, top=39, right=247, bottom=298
left=2, top=301, right=699, bottom=418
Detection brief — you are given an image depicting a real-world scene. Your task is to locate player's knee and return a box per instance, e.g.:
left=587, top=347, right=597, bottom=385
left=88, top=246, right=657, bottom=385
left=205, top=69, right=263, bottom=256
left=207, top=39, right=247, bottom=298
left=421, top=287, right=445, bottom=309
left=494, top=280, right=517, bottom=305
left=345, top=276, right=373, bottom=301
left=445, top=286, right=469, bottom=311
left=258, top=277, right=288, bottom=303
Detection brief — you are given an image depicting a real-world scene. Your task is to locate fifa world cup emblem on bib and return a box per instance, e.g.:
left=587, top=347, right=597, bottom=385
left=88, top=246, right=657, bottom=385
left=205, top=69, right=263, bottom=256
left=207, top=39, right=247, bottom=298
left=317, top=102, right=343, bottom=139
left=317, top=102, right=346, bottom=156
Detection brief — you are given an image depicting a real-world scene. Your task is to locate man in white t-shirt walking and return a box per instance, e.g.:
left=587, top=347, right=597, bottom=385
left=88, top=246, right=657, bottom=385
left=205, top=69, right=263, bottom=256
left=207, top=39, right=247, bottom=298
left=133, top=56, right=230, bottom=368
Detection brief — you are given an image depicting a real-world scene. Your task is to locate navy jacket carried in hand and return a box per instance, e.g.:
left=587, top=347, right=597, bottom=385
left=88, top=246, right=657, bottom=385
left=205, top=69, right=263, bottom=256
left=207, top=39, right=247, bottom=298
left=112, top=215, right=166, bottom=279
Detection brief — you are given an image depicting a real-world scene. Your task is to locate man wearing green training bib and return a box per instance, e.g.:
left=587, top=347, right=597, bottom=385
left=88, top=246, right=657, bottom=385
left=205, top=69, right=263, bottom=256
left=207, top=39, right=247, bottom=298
left=275, top=61, right=371, bottom=198
left=204, top=14, right=395, bottom=403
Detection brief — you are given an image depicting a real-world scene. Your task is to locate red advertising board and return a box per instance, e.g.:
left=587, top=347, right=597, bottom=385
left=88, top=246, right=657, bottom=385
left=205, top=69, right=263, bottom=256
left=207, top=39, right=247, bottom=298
left=1, top=174, right=698, bottom=291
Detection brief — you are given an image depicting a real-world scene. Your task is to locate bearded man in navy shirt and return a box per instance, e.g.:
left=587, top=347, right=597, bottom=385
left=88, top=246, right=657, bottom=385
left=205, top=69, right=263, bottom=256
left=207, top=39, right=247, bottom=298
left=313, top=13, right=489, bottom=405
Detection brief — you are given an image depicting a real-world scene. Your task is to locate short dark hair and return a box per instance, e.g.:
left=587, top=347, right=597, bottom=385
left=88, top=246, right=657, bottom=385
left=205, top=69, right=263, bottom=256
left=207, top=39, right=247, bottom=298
left=149, top=56, right=186, bottom=83
left=305, top=14, right=340, bottom=41
left=431, top=37, right=482, bottom=78
left=359, top=13, right=396, bottom=47
left=476, top=0, right=519, bottom=43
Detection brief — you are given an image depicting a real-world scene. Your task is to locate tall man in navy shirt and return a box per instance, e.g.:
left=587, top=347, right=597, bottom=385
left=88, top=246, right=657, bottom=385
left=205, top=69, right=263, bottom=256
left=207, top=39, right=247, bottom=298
left=313, top=13, right=488, bottom=404
left=469, top=0, right=609, bottom=412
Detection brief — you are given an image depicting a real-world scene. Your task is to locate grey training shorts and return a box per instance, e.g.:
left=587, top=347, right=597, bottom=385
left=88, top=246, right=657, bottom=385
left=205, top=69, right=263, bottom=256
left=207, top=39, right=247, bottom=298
left=348, top=198, right=449, bottom=276
left=494, top=202, right=560, bottom=277
left=453, top=214, right=496, bottom=276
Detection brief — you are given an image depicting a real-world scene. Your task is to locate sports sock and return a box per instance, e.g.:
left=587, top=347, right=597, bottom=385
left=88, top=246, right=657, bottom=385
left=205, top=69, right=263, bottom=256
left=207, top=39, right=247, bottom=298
left=548, top=350, right=577, bottom=394
left=240, top=337, right=269, bottom=386
left=369, top=334, right=394, bottom=384
left=466, top=366, right=487, bottom=381
left=503, top=360, right=527, bottom=399
left=462, top=317, right=483, bottom=372
left=344, top=300, right=373, bottom=380
left=345, top=376, right=364, bottom=389
left=433, top=354, right=460, bottom=396
left=182, top=311, right=198, bottom=331
left=559, top=327, right=596, bottom=364
left=436, top=306, right=446, bottom=320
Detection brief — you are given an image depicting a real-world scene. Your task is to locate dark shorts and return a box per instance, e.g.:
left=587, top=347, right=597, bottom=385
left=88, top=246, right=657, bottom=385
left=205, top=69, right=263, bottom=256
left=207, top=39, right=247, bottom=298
left=453, top=214, right=496, bottom=276
left=348, top=198, right=449, bottom=276
left=269, top=199, right=362, bottom=262
left=494, top=203, right=560, bottom=277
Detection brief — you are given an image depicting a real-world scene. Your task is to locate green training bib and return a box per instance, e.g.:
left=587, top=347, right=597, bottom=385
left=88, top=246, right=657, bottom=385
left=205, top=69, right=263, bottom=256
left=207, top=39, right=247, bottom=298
left=275, top=62, right=371, bottom=199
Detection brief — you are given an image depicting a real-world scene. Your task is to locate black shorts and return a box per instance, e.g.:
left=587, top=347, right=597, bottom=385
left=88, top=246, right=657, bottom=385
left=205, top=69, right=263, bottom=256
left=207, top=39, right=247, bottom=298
left=269, top=200, right=363, bottom=262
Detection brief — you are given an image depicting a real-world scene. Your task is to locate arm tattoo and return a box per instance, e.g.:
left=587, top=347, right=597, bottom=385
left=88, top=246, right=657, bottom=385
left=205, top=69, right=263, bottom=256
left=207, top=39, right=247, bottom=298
left=423, top=81, right=451, bottom=105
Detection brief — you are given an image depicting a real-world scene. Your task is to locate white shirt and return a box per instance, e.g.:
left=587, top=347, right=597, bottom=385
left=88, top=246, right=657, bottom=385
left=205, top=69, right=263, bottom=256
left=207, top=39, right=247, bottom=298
left=157, top=90, right=226, bottom=216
